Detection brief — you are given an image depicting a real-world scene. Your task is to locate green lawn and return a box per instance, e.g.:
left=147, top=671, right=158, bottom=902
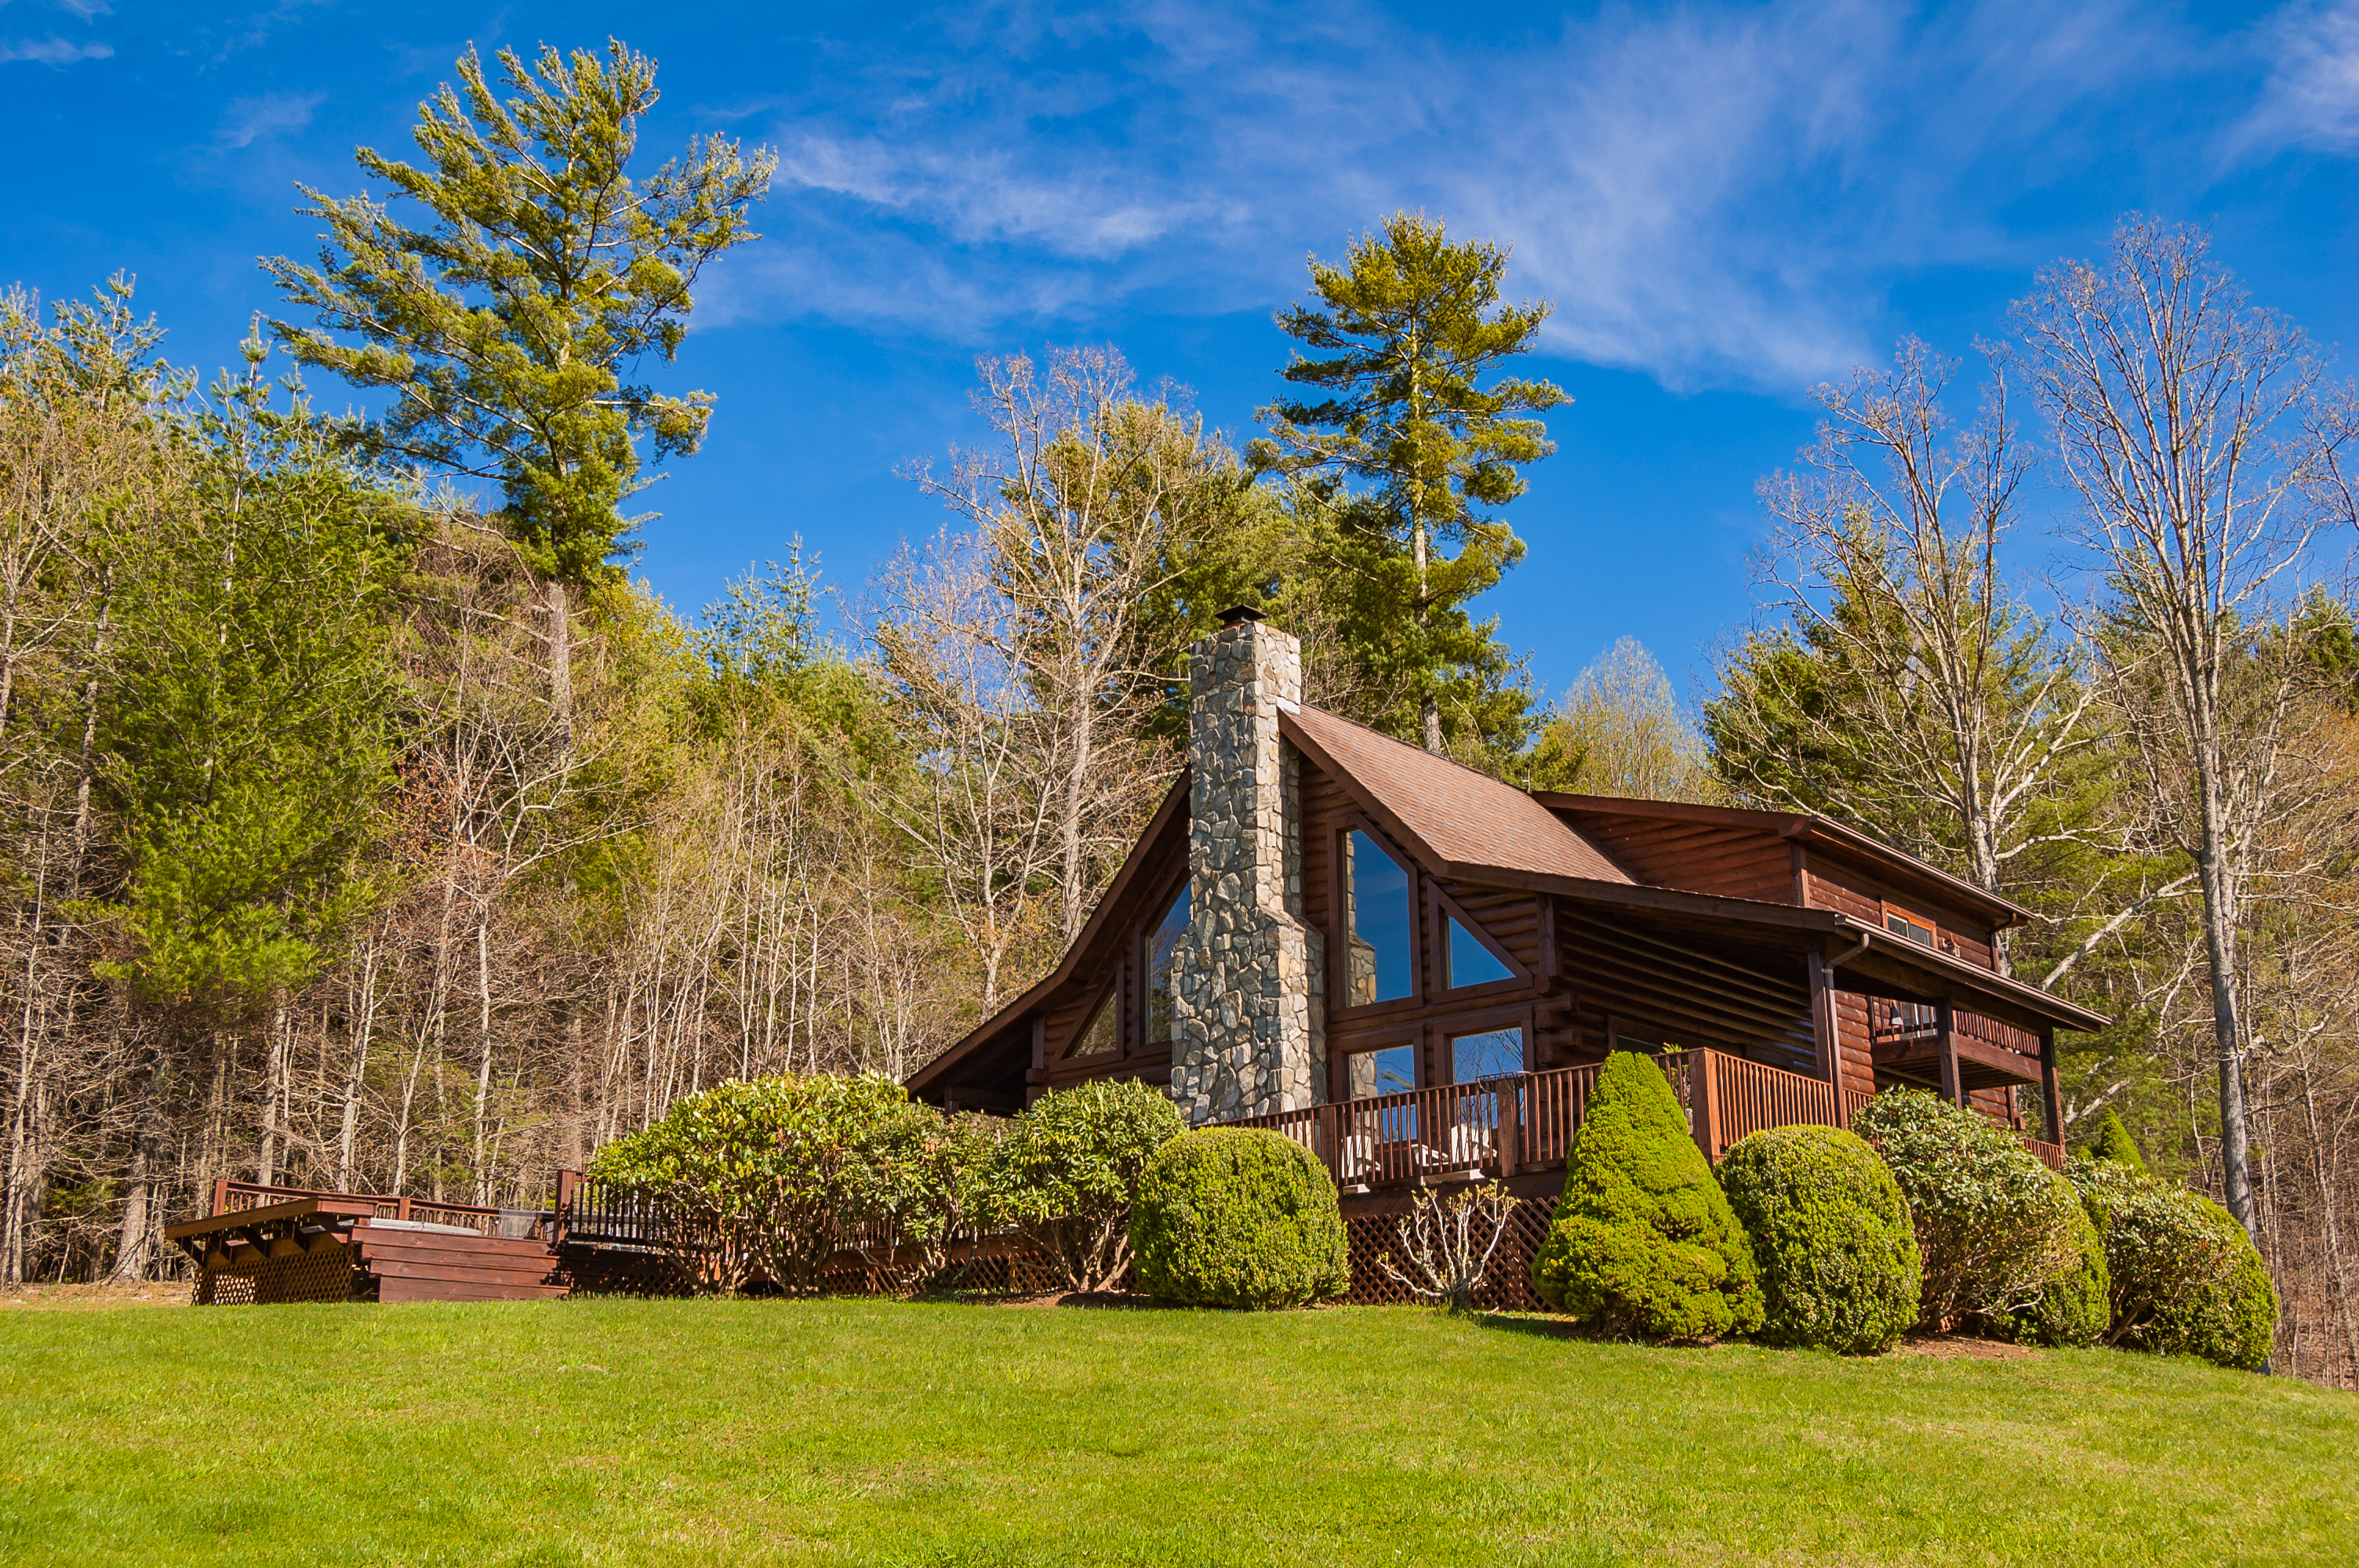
left=2, top=1298, right=2353, bottom=1566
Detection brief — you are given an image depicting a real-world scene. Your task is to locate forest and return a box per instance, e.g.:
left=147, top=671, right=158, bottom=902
left=2, top=40, right=2354, bottom=1383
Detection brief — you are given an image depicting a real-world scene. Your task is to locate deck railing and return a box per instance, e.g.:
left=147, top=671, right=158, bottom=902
left=1221, top=1047, right=2063, bottom=1188
left=209, top=1178, right=511, bottom=1236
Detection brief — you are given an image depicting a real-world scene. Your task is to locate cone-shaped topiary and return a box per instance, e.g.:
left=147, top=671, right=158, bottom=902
left=1130, top=1127, right=1348, bottom=1308
left=2087, top=1109, right=2146, bottom=1173
left=1719, top=1125, right=1920, bottom=1353
left=1530, top=1051, right=1764, bottom=1341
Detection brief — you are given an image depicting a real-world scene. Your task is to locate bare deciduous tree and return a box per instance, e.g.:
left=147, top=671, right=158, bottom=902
left=2017, top=216, right=2359, bottom=1232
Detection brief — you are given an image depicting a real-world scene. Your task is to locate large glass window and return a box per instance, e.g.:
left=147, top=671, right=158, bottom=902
left=1146, top=884, right=1189, bottom=1041
left=1451, top=1027, right=1525, bottom=1083
left=1345, top=1043, right=1416, bottom=1100
left=1344, top=829, right=1413, bottom=1007
left=1446, top=917, right=1512, bottom=989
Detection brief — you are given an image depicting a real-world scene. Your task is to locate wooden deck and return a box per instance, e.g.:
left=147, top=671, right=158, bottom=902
left=1218, top=1046, right=2066, bottom=1195
left=180, top=1181, right=565, bottom=1305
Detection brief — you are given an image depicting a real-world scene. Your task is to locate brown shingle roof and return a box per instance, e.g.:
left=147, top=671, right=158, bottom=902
left=1281, top=705, right=1634, bottom=887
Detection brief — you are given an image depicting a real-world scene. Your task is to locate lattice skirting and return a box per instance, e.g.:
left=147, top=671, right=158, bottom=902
left=1341, top=1196, right=1558, bottom=1311
left=561, top=1203, right=1567, bottom=1308
left=194, top=1245, right=361, bottom=1306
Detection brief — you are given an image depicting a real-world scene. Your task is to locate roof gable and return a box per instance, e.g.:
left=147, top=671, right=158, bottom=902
left=1281, top=705, right=1633, bottom=887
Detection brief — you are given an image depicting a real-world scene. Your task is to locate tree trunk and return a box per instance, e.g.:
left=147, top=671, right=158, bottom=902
left=2193, top=730, right=2255, bottom=1235
left=108, top=1050, right=165, bottom=1281
left=471, top=916, right=494, bottom=1206
left=338, top=939, right=377, bottom=1189
left=547, top=576, right=572, bottom=740
left=1414, top=516, right=1442, bottom=754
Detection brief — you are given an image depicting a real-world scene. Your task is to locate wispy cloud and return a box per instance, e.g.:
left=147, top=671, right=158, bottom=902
left=214, top=87, right=324, bottom=150
left=54, top=0, right=111, bottom=20
left=2238, top=0, right=2359, bottom=154
left=703, top=0, right=2318, bottom=393
left=0, top=34, right=111, bottom=64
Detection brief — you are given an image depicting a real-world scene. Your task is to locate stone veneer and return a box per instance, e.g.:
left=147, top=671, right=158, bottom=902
left=1166, top=616, right=1325, bottom=1125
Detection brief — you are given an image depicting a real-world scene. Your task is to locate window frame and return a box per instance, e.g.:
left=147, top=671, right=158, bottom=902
left=1881, top=902, right=1938, bottom=948
left=1331, top=1025, right=1424, bottom=1102
left=1427, top=882, right=1530, bottom=998
left=1137, top=873, right=1191, bottom=1048
left=1329, top=815, right=1425, bottom=1018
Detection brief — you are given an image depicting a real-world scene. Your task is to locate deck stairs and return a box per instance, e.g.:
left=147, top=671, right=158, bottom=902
left=351, top=1225, right=568, bottom=1304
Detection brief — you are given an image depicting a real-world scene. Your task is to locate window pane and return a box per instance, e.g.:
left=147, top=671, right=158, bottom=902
left=1447, top=917, right=1512, bottom=988
left=1346, top=1044, right=1416, bottom=1099
left=1452, top=1028, right=1524, bottom=1083
left=1886, top=911, right=1935, bottom=946
left=1345, top=830, right=1413, bottom=1005
left=1073, top=991, right=1118, bottom=1058
left=1146, top=884, right=1189, bottom=1041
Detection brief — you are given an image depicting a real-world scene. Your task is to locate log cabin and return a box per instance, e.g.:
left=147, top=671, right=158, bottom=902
left=907, top=608, right=2109, bottom=1222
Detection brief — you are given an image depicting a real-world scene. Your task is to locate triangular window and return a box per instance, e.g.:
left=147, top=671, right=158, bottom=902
left=1068, top=989, right=1118, bottom=1059
left=1447, top=917, right=1512, bottom=989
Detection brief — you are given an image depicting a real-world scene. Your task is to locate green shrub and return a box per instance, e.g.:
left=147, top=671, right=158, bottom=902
left=1129, top=1128, right=1348, bottom=1309
left=1529, top=1051, right=1764, bottom=1341
left=1718, top=1125, right=1919, bottom=1353
left=991, top=1078, right=1186, bottom=1293
left=1850, top=1090, right=2104, bottom=1337
left=1992, top=1178, right=2109, bottom=1348
left=2086, top=1109, right=2147, bottom=1172
left=589, top=1073, right=927, bottom=1294
left=2071, top=1160, right=2277, bottom=1370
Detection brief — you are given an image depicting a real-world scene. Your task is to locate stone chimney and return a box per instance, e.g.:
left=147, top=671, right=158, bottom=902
left=1167, top=608, right=1325, bottom=1125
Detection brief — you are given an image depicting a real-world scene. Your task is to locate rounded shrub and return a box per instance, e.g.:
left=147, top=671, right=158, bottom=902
left=1129, top=1127, right=1348, bottom=1309
left=1992, top=1176, right=2109, bottom=1348
left=1718, top=1125, right=1920, bottom=1353
left=993, top=1078, right=1187, bottom=1294
left=1529, top=1051, right=1764, bottom=1341
left=2071, top=1160, right=2277, bottom=1370
left=1850, top=1090, right=2106, bottom=1338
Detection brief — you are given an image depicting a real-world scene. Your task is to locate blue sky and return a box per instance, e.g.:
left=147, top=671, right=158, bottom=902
left=3, top=1, right=2354, bottom=704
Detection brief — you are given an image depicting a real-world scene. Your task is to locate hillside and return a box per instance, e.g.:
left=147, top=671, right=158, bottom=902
left=3, top=1298, right=2352, bottom=1566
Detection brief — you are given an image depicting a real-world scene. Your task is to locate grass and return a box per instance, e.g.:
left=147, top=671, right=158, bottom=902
left=2, top=1296, right=2354, bottom=1566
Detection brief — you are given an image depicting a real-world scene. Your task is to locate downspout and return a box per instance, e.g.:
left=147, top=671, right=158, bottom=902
left=1809, top=924, right=1873, bottom=1089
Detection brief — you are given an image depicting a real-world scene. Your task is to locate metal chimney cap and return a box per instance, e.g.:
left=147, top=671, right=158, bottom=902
left=1217, top=604, right=1266, bottom=626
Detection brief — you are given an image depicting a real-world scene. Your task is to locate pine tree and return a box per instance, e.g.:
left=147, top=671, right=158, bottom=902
left=265, top=39, right=774, bottom=723
left=1252, top=212, right=1566, bottom=754
left=1530, top=1051, right=1764, bottom=1340
left=2088, top=1108, right=2147, bottom=1172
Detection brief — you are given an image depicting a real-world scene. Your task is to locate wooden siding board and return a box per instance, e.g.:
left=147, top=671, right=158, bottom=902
left=1554, top=909, right=1818, bottom=1075
left=1558, top=818, right=1796, bottom=904
left=1804, top=860, right=2000, bottom=972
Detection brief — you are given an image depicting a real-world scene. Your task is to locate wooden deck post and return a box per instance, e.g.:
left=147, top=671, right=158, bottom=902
left=1316, top=1102, right=1340, bottom=1182
left=1690, top=1048, right=1723, bottom=1163
left=1936, top=1001, right=1963, bottom=1108
left=554, top=1168, right=580, bottom=1246
left=1808, top=947, right=1841, bottom=1084
left=208, top=1177, right=228, bottom=1218
left=2039, top=1025, right=2063, bottom=1145
left=1496, top=1081, right=1521, bottom=1178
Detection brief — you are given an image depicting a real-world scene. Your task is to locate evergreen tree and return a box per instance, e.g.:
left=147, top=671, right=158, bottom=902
left=96, top=352, right=402, bottom=1013
left=1529, top=1051, right=1763, bottom=1340
left=2088, top=1108, right=2147, bottom=1172
left=265, top=39, right=774, bottom=720
left=1252, top=212, right=1565, bottom=754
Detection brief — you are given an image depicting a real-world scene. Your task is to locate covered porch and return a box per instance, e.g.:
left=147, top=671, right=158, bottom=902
left=1219, top=1044, right=2067, bottom=1205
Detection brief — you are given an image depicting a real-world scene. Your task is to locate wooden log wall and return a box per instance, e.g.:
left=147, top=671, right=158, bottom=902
left=1552, top=906, right=1819, bottom=1078
left=1801, top=855, right=1996, bottom=970
left=1549, top=813, right=1792, bottom=903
